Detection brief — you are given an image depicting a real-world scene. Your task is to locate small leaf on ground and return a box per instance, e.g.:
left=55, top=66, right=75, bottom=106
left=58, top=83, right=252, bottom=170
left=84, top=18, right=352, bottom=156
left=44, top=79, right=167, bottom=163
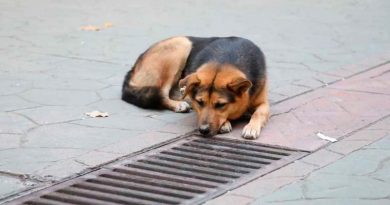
left=85, top=110, right=109, bottom=118
left=80, top=22, right=114, bottom=31
left=103, top=22, right=113, bottom=28
left=80, top=25, right=100, bottom=31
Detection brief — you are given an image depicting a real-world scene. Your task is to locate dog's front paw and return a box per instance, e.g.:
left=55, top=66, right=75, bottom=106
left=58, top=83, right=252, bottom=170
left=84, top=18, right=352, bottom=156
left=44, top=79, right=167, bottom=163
left=242, top=123, right=261, bottom=140
left=219, top=121, right=232, bottom=134
left=175, top=101, right=191, bottom=113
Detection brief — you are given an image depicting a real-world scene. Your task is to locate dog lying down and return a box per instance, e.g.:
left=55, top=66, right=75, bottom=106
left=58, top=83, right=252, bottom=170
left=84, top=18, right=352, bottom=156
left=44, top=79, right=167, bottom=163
left=122, top=36, right=270, bottom=139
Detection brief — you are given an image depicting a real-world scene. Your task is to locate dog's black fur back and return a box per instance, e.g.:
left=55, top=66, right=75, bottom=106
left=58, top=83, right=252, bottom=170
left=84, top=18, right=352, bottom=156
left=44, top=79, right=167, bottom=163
left=184, top=36, right=266, bottom=94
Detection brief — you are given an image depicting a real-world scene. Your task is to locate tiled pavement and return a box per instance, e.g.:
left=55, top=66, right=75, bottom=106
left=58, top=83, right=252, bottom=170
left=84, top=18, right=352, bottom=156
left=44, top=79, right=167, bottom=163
left=254, top=136, right=390, bottom=205
left=1, top=0, right=390, bottom=203
left=205, top=117, right=390, bottom=205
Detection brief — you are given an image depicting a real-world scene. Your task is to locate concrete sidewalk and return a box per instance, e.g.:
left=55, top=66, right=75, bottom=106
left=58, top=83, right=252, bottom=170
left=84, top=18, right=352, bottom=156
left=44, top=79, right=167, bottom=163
left=253, top=136, right=390, bottom=205
left=1, top=0, right=390, bottom=203
left=206, top=117, right=390, bottom=205
left=205, top=61, right=390, bottom=204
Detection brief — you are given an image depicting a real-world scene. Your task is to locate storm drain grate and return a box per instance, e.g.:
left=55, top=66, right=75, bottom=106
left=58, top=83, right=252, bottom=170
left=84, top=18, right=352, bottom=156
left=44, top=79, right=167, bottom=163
left=8, top=136, right=307, bottom=205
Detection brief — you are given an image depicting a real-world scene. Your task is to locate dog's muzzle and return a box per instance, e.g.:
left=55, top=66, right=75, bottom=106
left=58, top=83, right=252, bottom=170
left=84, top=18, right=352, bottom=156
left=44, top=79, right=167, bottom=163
left=199, top=124, right=211, bottom=136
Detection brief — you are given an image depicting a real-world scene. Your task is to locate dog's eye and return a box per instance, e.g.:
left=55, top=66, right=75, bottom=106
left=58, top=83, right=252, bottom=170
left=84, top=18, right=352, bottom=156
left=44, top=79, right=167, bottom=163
left=196, top=100, right=204, bottom=107
left=215, top=102, right=226, bottom=109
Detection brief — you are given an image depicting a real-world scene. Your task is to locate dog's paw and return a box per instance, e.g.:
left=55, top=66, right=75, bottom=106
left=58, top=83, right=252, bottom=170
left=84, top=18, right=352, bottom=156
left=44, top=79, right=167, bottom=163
left=242, top=123, right=261, bottom=140
left=174, top=101, right=191, bottom=113
left=219, top=121, right=232, bottom=134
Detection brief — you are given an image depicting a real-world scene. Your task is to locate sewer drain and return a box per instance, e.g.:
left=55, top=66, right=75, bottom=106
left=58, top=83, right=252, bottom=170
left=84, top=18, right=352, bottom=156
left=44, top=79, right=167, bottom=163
left=7, top=136, right=307, bottom=205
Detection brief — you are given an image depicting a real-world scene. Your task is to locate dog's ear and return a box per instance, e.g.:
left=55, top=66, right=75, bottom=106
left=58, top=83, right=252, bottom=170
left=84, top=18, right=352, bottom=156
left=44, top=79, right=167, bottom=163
left=228, top=77, right=252, bottom=95
left=179, top=73, right=200, bottom=99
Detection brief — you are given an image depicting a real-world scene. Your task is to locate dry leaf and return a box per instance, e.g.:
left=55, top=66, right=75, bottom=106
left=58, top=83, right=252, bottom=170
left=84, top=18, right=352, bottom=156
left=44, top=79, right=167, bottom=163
left=80, top=25, right=100, bottom=31
left=103, top=22, right=113, bottom=28
left=85, top=110, right=109, bottom=118
left=80, top=22, right=113, bottom=31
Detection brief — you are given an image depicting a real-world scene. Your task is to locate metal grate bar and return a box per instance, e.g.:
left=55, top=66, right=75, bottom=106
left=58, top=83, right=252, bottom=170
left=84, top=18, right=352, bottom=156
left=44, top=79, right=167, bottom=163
left=193, top=138, right=293, bottom=155
left=175, top=145, right=277, bottom=163
left=126, top=162, right=232, bottom=183
left=43, top=192, right=121, bottom=205
left=101, top=172, right=207, bottom=195
left=161, top=150, right=263, bottom=169
left=86, top=177, right=194, bottom=199
left=153, top=153, right=253, bottom=173
left=112, top=166, right=219, bottom=189
left=147, top=155, right=243, bottom=178
left=59, top=186, right=167, bottom=205
left=7, top=136, right=307, bottom=205
left=137, top=158, right=241, bottom=178
left=23, top=198, right=73, bottom=205
left=183, top=141, right=284, bottom=160
left=74, top=182, right=182, bottom=204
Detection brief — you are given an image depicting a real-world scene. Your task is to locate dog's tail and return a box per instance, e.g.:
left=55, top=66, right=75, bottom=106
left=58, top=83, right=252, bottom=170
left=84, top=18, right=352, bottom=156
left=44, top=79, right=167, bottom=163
left=121, top=70, right=163, bottom=109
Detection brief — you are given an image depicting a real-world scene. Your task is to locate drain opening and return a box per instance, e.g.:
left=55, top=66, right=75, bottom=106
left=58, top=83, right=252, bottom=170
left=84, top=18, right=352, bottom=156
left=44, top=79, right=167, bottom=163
left=8, top=136, right=307, bottom=205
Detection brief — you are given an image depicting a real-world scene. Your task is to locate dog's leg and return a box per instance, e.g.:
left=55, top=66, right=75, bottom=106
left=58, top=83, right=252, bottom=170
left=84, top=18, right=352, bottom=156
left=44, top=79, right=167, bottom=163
left=160, top=53, right=191, bottom=113
left=162, top=90, right=191, bottom=113
left=242, top=102, right=269, bottom=139
left=219, top=120, right=232, bottom=134
left=242, top=81, right=270, bottom=139
left=146, top=37, right=192, bottom=113
left=161, top=70, right=192, bottom=112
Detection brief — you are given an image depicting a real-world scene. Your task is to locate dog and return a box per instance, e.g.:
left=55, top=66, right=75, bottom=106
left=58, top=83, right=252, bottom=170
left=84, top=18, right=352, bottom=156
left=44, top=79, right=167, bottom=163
left=122, top=36, right=269, bottom=139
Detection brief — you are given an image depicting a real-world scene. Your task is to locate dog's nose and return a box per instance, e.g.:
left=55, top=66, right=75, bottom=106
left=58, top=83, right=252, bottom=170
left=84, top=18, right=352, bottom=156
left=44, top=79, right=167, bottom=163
left=199, top=124, right=210, bottom=135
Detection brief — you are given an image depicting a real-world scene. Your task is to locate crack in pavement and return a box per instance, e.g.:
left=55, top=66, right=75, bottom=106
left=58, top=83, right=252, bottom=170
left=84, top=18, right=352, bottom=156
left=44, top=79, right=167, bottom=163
left=0, top=171, right=43, bottom=183
left=264, top=196, right=390, bottom=204
left=30, top=52, right=125, bottom=66
left=366, top=156, right=390, bottom=176
left=369, top=69, right=390, bottom=79
left=271, top=96, right=324, bottom=117
left=323, top=148, right=345, bottom=156
left=328, top=87, right=390, bottom=96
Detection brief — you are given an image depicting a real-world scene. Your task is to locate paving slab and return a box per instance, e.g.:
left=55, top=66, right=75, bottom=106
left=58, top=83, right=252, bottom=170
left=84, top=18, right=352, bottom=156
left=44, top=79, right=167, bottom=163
left=14, top=106, right=88, bottom=125
left=251, top=136, right=390, bottom=205
left=0, top=134, right=22, bottom=150
left=0, top=96, right=38, bottom=112
left=300, top=149, right=344, bottom=167
left=204, top=194, right=254, bottom=205
left=0, top=79, right=32, bottom=96
left=229, top=176, right=302, bottom=199
left=262, top=161, right=319, bottom=178
left=0, top=176, right=35, bottom=200
left=0, top=148, right=86, bottom=179
left=19, top=89, right=100, bottom=106
left=97, top=131, right=181, bottom=154
left=0, top=112, right=37, bottom=134
left=207, top=117, right=390, bottom=204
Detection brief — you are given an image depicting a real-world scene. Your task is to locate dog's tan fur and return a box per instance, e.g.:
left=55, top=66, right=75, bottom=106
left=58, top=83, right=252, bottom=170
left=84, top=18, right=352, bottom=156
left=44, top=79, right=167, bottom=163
left=129, top=37, right=193, bottom=112
left=179, top=63, right=269, bottom=138
left=243, top=79, right=270, bottom=139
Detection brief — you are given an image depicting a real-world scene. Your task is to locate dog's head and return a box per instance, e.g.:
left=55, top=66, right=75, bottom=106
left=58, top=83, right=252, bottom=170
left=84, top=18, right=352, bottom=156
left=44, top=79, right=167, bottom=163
left=179, top=63, right=252, bottom=137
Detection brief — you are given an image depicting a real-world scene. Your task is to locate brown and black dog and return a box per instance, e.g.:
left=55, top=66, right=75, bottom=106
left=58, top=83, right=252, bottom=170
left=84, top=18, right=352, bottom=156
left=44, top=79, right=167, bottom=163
left=122, top=36, right=269, bottom=139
